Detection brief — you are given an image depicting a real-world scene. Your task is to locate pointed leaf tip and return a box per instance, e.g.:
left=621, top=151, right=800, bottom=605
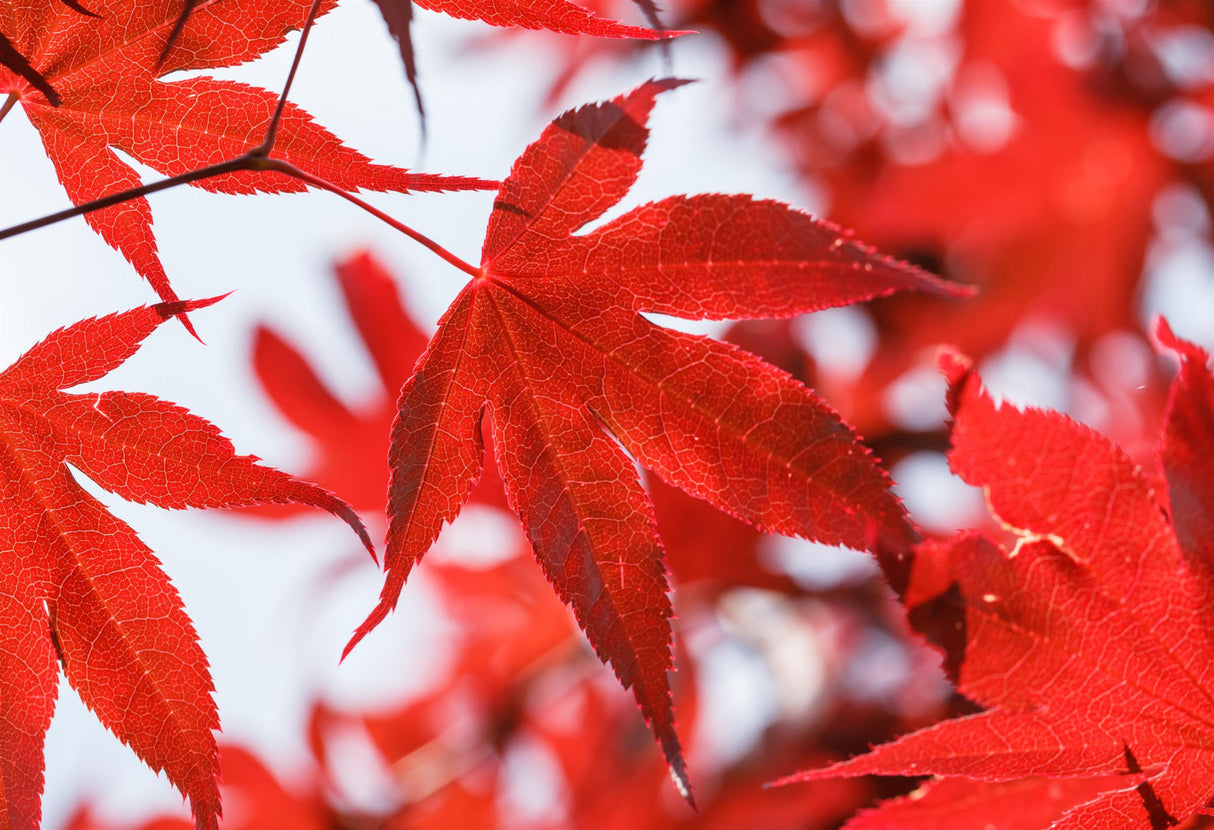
left=1154, top=315, right=1179, bottom=350
left=937, top=347, right=975, bottom=416
left=669, top=753, right=697, bottom=809
left=153, top=293, right=231, bottom=321
left=1154, top=316, right=1212, bottom=367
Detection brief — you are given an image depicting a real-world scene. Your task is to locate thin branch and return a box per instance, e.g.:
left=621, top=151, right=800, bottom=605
left=256, top=0, right=326, bottom=154
left=1, top=152, right=483, bottom=280
left=157, top=0, right=201, bottom=67
left=265, top=159, right=483, bottom=279
left=0, top=158, right=252, bottom=240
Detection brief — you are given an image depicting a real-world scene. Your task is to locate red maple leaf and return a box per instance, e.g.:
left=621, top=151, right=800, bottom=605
left=343, top=77, right=967, bottom=797
left=0, top=0, right=493, bottom=312
left=783, top=322, right=1214, bottom=829
left=0, top=299, right=372, bottom=829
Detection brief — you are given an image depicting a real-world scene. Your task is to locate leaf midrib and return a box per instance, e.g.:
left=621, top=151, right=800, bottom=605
left=480, top=285, right=672, bottom=701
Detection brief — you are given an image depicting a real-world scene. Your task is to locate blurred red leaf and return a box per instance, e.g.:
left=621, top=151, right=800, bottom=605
left=253, top=251, right=508, bottom=518
left=65, top=745, right=329, bottom=830
left=828, top=5, right=1170, bottom=361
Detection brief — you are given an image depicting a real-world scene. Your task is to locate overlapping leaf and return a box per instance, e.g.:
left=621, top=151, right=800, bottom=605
left=785, top=324, right=1214, bottom=829
left=344, top=78, right=966, bottom=796
left=364, top=0, right=682, bottom=129
left=0, top=299, right=372, bottom=828
left=0, top=0, right=494, bottom=310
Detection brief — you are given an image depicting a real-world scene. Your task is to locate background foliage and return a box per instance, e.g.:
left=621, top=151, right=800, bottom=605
left=1, top=0, right=1212, bottom=827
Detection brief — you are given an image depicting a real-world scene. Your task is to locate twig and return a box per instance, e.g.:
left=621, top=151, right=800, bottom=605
left=0, top=0, right=479, bottom=282
left=265, top=159, right=482, bottom=279
left=0, top=158, right=251, bottom=240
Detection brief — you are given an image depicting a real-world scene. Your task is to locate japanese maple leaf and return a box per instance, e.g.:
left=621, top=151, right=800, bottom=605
left=343, top=77, right=966, bottom=797
left=784, top=322, right=1214, bottom=829
left=0, top=0, right=493, bottom=313
left=0, top=299, right=373, bottom=829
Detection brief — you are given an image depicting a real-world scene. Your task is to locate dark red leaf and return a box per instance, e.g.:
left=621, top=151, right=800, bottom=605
left=368, top=0, right=425, bottom=132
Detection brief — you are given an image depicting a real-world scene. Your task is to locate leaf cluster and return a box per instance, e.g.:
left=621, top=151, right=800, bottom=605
left=1, top=1, right=1211, bottom=829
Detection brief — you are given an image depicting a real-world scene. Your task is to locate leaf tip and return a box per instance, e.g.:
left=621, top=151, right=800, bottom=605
left=662, top=733, right=697, bottom=809
left=650, top=76, right=696, bottom=93
left=152, top=292, right=231, bottom=342
left=153, top=292, right=231, bottom=320
left=937, top=347, right=975, bottom=417
left=1153, top=315, right=1211, bottom=368
left=342, top=603, right=389, bottom=663
left=1155, top=315, right=1179, bottom=350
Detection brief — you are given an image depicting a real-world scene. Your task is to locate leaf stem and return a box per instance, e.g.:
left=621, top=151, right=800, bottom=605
left=0, top=93, right=18, bottom=126
left=256, top=0, right=326, bottom=154
left=265, top=159, right=483, bottom=279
